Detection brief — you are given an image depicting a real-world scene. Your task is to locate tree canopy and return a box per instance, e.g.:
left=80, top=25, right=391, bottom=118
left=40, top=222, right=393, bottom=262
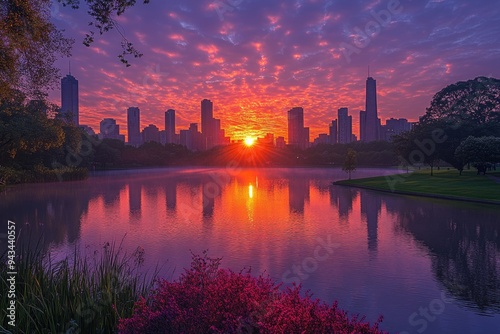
left=0, top=0, right=149, bottom=100
left=421, top=76, right=500, bottom=125
left=394, top=77, right=500, bottom=175
left=455, top=136, right=500, bottom=174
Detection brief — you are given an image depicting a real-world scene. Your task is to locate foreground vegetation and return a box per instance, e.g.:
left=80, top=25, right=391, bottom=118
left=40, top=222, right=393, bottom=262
left=0, top=241, right=156, bottom=334
left=1, top=247, right=387, bottom=333
left=335, top=169, right=500, bottom=204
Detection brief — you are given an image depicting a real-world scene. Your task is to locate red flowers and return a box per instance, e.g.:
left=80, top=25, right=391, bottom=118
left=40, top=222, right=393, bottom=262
left=118, top=252, right=387, bottom=333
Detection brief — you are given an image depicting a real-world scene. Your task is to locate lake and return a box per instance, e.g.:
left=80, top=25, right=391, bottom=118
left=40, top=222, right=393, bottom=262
left=1, top=167, right=500, bottom=333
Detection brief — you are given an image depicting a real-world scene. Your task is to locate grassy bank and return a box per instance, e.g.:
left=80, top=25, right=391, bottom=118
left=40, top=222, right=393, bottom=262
left=334, top=169, right=500, bottom=204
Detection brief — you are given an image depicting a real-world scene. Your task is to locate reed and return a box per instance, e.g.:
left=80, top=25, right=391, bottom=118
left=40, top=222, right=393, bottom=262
left=0, top=238, right=157, bottom=334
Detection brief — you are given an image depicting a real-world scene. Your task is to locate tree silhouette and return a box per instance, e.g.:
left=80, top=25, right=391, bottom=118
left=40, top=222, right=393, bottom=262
left=342, top=148, right=357, bottom=180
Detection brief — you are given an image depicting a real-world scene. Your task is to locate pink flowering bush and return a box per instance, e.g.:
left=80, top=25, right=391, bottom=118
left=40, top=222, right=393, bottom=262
left=118, top=251, right=388, bottom=334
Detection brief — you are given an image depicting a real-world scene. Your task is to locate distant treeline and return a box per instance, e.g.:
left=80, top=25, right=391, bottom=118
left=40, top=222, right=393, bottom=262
left=90, top=139, right=398, bottom=169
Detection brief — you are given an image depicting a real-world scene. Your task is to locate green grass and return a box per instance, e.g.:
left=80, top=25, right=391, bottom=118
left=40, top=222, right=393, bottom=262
left=0, top=239, right=158, bottom=334
left=335, top=168, right=500, bottom=204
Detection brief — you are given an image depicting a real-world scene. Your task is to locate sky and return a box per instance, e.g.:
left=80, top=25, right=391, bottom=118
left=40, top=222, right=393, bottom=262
left=48, top=0, right=500, bottom=141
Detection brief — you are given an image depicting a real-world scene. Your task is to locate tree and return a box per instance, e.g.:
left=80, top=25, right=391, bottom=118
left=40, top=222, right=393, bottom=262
left=342, top=148, right=357, bottom=180
left=455, top=136, right=500, bottom=175
left=393, top=123, right=442, bottom=176
left=395, top=77, right=500, bottom=175
left=421, top=77, right=500, bottom=126
left=0, top=0, right=72, bottom=99
left=0, top=92, right=65, bottom=167
left=93, top=139, right=123, bottom=168
left=0, top=0, right=149, bottom=100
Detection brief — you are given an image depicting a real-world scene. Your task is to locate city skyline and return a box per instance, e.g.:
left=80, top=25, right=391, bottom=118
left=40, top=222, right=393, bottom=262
left=86, top=74, right=411, bottom=147
left=48, top=1, right=500, bottom=141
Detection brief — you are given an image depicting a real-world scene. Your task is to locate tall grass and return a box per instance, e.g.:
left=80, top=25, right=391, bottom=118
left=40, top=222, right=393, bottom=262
left=0, top=238, right=158, bottom=334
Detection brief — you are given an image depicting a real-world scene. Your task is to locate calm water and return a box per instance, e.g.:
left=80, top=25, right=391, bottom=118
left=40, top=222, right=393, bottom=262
left=2, top=167, right=500, bottom=333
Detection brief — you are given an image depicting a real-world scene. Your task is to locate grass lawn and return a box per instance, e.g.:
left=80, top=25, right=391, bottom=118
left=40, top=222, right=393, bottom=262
left=334, top=168, right=500, bottom=204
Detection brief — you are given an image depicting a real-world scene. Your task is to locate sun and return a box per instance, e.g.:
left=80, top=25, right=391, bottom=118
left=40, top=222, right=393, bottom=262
left=244, top=136, right=256, bottom=147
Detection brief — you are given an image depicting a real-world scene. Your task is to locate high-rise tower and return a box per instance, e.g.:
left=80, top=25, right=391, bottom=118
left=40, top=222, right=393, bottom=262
left=201, top=99, right=214, bottom=149
left=364, top=77, right=378, bottom=142
left=288, top=107, right=307, bottom=149
left=61, top=73, right=79, bottom=125
left=165, top=109, right=176, bottom=144
left=127, top=107, right=141, bottom=146
left=338, top=107, right=352, bottom=144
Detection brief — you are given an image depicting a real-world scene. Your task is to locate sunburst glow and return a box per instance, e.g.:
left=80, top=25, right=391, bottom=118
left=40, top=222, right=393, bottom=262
left=244, top=136, right=256, bottom=147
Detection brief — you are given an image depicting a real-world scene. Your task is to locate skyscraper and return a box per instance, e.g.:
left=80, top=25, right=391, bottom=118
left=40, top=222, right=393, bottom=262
left=338, top=107, right=352, bottom=144
left=201, top=99, right=214, bottom=149
left=359, top=110, right=366, bottom=142
left=61, top=73, right=79, bottom=125
left=127, top=107, right=141, bottom=146
left=329, top=120, right=338, bottom=144
left=142, top=124, right=160, bottom=143
left=288, top=107, right=308, bottom=149
left=165, top=109, right=175, bottom=144
left=364, top=77, right=378, bottom=142
left=99, top=118, right=125, bottom=142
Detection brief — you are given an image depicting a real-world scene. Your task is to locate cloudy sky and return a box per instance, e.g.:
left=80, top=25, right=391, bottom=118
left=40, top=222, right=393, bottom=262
left=49, top=0, right=500, bottom=141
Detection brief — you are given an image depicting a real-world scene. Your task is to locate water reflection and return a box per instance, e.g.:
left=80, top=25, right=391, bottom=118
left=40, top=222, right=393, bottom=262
left=329, top=186, right=357, bottom=219
left=360, top=192, right=381, bottom=253
left=386, top=196, right=500, bottom=312
left=165, top=181, right=177, bottom=211
left=289, top=178, right=309, bottom=213
left=1, top=167, right=500, bottom=323
left=128, top=181, right=142, bottom=216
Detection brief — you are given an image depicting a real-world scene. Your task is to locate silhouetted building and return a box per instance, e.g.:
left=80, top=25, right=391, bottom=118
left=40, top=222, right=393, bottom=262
left=127, top=107, right=141, bottom=146
left=61, top=73, right=79, bottom=125
left=287, top=107, right=309, bottom=149
left=338, top=107, right=352, bottom=144
left=180, top=123, right=203, bottom=151
left=362, top=77, right=379, bottom=142
left=359, top=110, right=366, bottom=142
left=201, top=99, right=215, bottom=149
left=258, top=133, right=274, bottom=146
left=276, top=136, right=286, bottom=148
left=99, top=118, right=125, bottom=141
left=160, top=130, right=167, bottom=144
left=313, top=133, right=329, bottom=146
left=382, top=118, right=412, bottom=141
left=165, top=109, right=176, bottom=144
left=329, top=120, right=338, bottom=144
left=142, top=124, right=160, bottom=143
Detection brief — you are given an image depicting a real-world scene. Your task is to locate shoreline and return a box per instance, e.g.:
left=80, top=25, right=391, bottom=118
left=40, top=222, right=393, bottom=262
left=333, top=171, right=500, bottom=205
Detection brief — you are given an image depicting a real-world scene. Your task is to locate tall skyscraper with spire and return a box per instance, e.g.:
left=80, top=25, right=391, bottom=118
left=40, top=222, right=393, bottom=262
left=61, top=67, right=79, bottom=125
left=362, top=77, right=379, bottom=142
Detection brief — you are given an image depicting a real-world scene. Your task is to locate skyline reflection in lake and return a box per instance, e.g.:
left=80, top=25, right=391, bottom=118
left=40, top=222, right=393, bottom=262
left=1, top=167, right=500, bottom=333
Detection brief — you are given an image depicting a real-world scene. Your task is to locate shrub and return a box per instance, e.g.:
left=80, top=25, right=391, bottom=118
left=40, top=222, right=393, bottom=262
left=119, top=252, right=387, bottom=334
